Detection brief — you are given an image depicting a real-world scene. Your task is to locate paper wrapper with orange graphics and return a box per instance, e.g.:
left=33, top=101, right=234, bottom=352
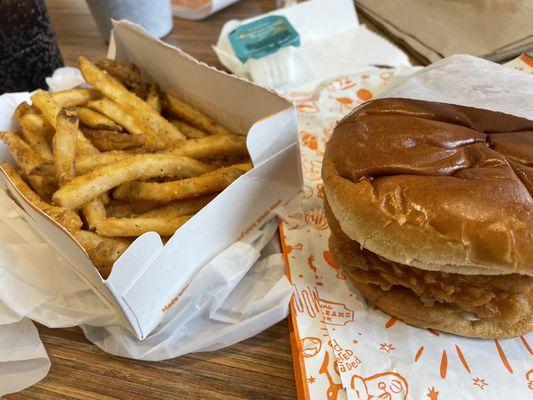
left=280, top=54, right=533, bottom=400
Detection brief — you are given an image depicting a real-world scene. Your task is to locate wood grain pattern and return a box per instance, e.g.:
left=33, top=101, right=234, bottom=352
left=6, top=1, right=415, bottom=398
left=7, top=321, right=296, bottom=399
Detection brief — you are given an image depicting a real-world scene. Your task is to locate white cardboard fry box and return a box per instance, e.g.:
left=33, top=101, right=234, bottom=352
left=0, top=21, right=302, bottom=340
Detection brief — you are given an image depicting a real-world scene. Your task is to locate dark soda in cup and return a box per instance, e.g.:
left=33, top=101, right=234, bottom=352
left=0, top=0, right=64, bottom=93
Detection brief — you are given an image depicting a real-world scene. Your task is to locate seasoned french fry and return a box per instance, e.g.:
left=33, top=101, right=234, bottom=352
left=76, top=128, right=100, bottom=155
left=30, top=90, right=99, bottom=155
left=146, top=82, right=162, bottom=113
left=27, top=173, right=58, bottom=202
left=14, top=102, right=53, bottom=162
left=81, top=127, right=146, bottom=151
left=113, top=163, right=252, bottom=202
left=51, top=88, right=101, bottom=107
left=75, top=107, right=122, bottom=131
left=95, top=214, right=191, bottom=237
left=81, top=196, right=106, bottom=230
left=205, top=155, right=252, bottom=168
left=30, top=90, right=62, bottom=128
left=75, top=150, right=133, bottom=175
left=53, top=154, right=215, bottom=208
left=164, top=134, right=247, bottom=159
left=170, top=120, right=208, bottom=139
left=1, top=162, right=82, bottom=232
left=0, top=131, right=43, bottom=175
left=18, top=113, right=54, bottom=142
left=53, top=108, right=78, bottom=185
left=106, top=199, right=168, bottom=218
left=79, top=57, right=184, bottom=146
left=100, top=191, right=111, bottom=205
left=73, top=230, right=130, bottom=277
left=162, top=92, right=233, bottom=136
left=87, top=98, right=164, bottom=149
left=95, top=59, right=148, bottom=99
left=139, top=195, right=214, bottom=218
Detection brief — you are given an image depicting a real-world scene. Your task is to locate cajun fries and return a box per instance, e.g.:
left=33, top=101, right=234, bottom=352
left=0, top=57, right=249, bottom=277
left=162, top=92, right=233, bottom=136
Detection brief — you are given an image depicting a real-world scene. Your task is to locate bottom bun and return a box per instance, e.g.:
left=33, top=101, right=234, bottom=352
left=352, top=279, right=533, bottom=339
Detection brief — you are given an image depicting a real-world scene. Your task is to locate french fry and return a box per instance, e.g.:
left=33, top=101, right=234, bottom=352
left=170, top=120, right=208, bottom=139
left=162, top=92, right=233, bottom=136
left=76, top=128, right=100, bottom=155
left=30, top=90, right=100, bottom=155
left=95, top=59, right=148, bottom=99
left=30, top=89, right=63, bottom=128
left=75, top=107, right=122, bottom=131
left=19, top=122, right=53, bottom=162
left=14, top=102, right=53, bottom=162
left=1, top=162, right=82, bottom=232
left=75, top=150, right=133, bottom=175
left=146, top=82, right=162, bottom=113
left=87, top=98, right=164, bottom=149
left=81, top=127, right=146, bottom=151
left=95, top=214, right=191, bottom=237
left=53, top=154, right=216, bottom=208
left=113, top=163, right=252, bottom=202
left=27, top=173, right=58, bottom=202
left=0, top=131, right=43, bottom=175
left=206, top=155, right=252, bottom=168
left=73, top=230, right=130, bottom=278
left=79, top=57, right=184, bottom=146
left=106, top=199, right=168, bottom=217
left=101, top=191, right=111, bottom=205
left=14, top=101, right=54, bottom=141
left=53, top=108, right=78, bottom=185
left=81, top=196, right=106, bottom=230
left=51, top=88, right=101, bottom=107
left=139, top=195, right=214, bottom=218
left=164, top=134, right=247, bottom=159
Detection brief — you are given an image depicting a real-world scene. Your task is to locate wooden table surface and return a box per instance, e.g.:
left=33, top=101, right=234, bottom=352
left=7, top=1, right=404, bottom=399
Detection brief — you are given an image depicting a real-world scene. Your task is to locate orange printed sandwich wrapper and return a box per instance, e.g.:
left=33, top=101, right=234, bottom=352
left=280, top=55, right=533, bottom=400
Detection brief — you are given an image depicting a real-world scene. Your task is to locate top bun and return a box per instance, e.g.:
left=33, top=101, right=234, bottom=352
left=322, top=98, right=533, bottom=276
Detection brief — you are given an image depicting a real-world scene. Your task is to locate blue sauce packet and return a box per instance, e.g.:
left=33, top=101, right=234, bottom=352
left=229, top=15, right=301, bottom=63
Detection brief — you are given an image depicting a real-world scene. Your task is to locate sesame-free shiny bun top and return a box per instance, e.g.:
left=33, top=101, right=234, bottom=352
left=322, top=98, right=533, bottom=276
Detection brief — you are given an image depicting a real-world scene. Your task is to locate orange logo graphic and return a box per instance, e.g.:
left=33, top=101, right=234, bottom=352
left=316, top=183, right=325, bottom=199
left=331, top=95, right=355, bottom=113
left=526, top=369, right=533, bottom=390
left=320, top=298, right=354, bottom=325
left=327, top=76, right=357, bottom=92
left=305, top=206, right=328, bottom=230
left=292, top=286, right=320, bottom=319
left=307, top=255, right=323, bottom=286
left=319, top=351, right=343, bottom=400
left=287, top=91, right=312, bottom=101
left=349, top=371, right=409, bottom=400
left=323, top=250, right=346, bottom=279
left=380, top=342, right=395, bottom=354
left=296, top=100, right=320, bottom=113
left=426, top=386, right=439, bottom=400
left=331, top=339, right=362, bottom=373
left=300, top=131, right=318, bottom=151
left=301, top=337, right=322, bottom=358
left=303, top=159, right=322, bottom=181
left=472, top=377, right=488, bottom=390
left=302, top=185, right=313, bottom=199
left=357, top=89, right=373, bottom=101
left=285, top=242, right=303, bottom=254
